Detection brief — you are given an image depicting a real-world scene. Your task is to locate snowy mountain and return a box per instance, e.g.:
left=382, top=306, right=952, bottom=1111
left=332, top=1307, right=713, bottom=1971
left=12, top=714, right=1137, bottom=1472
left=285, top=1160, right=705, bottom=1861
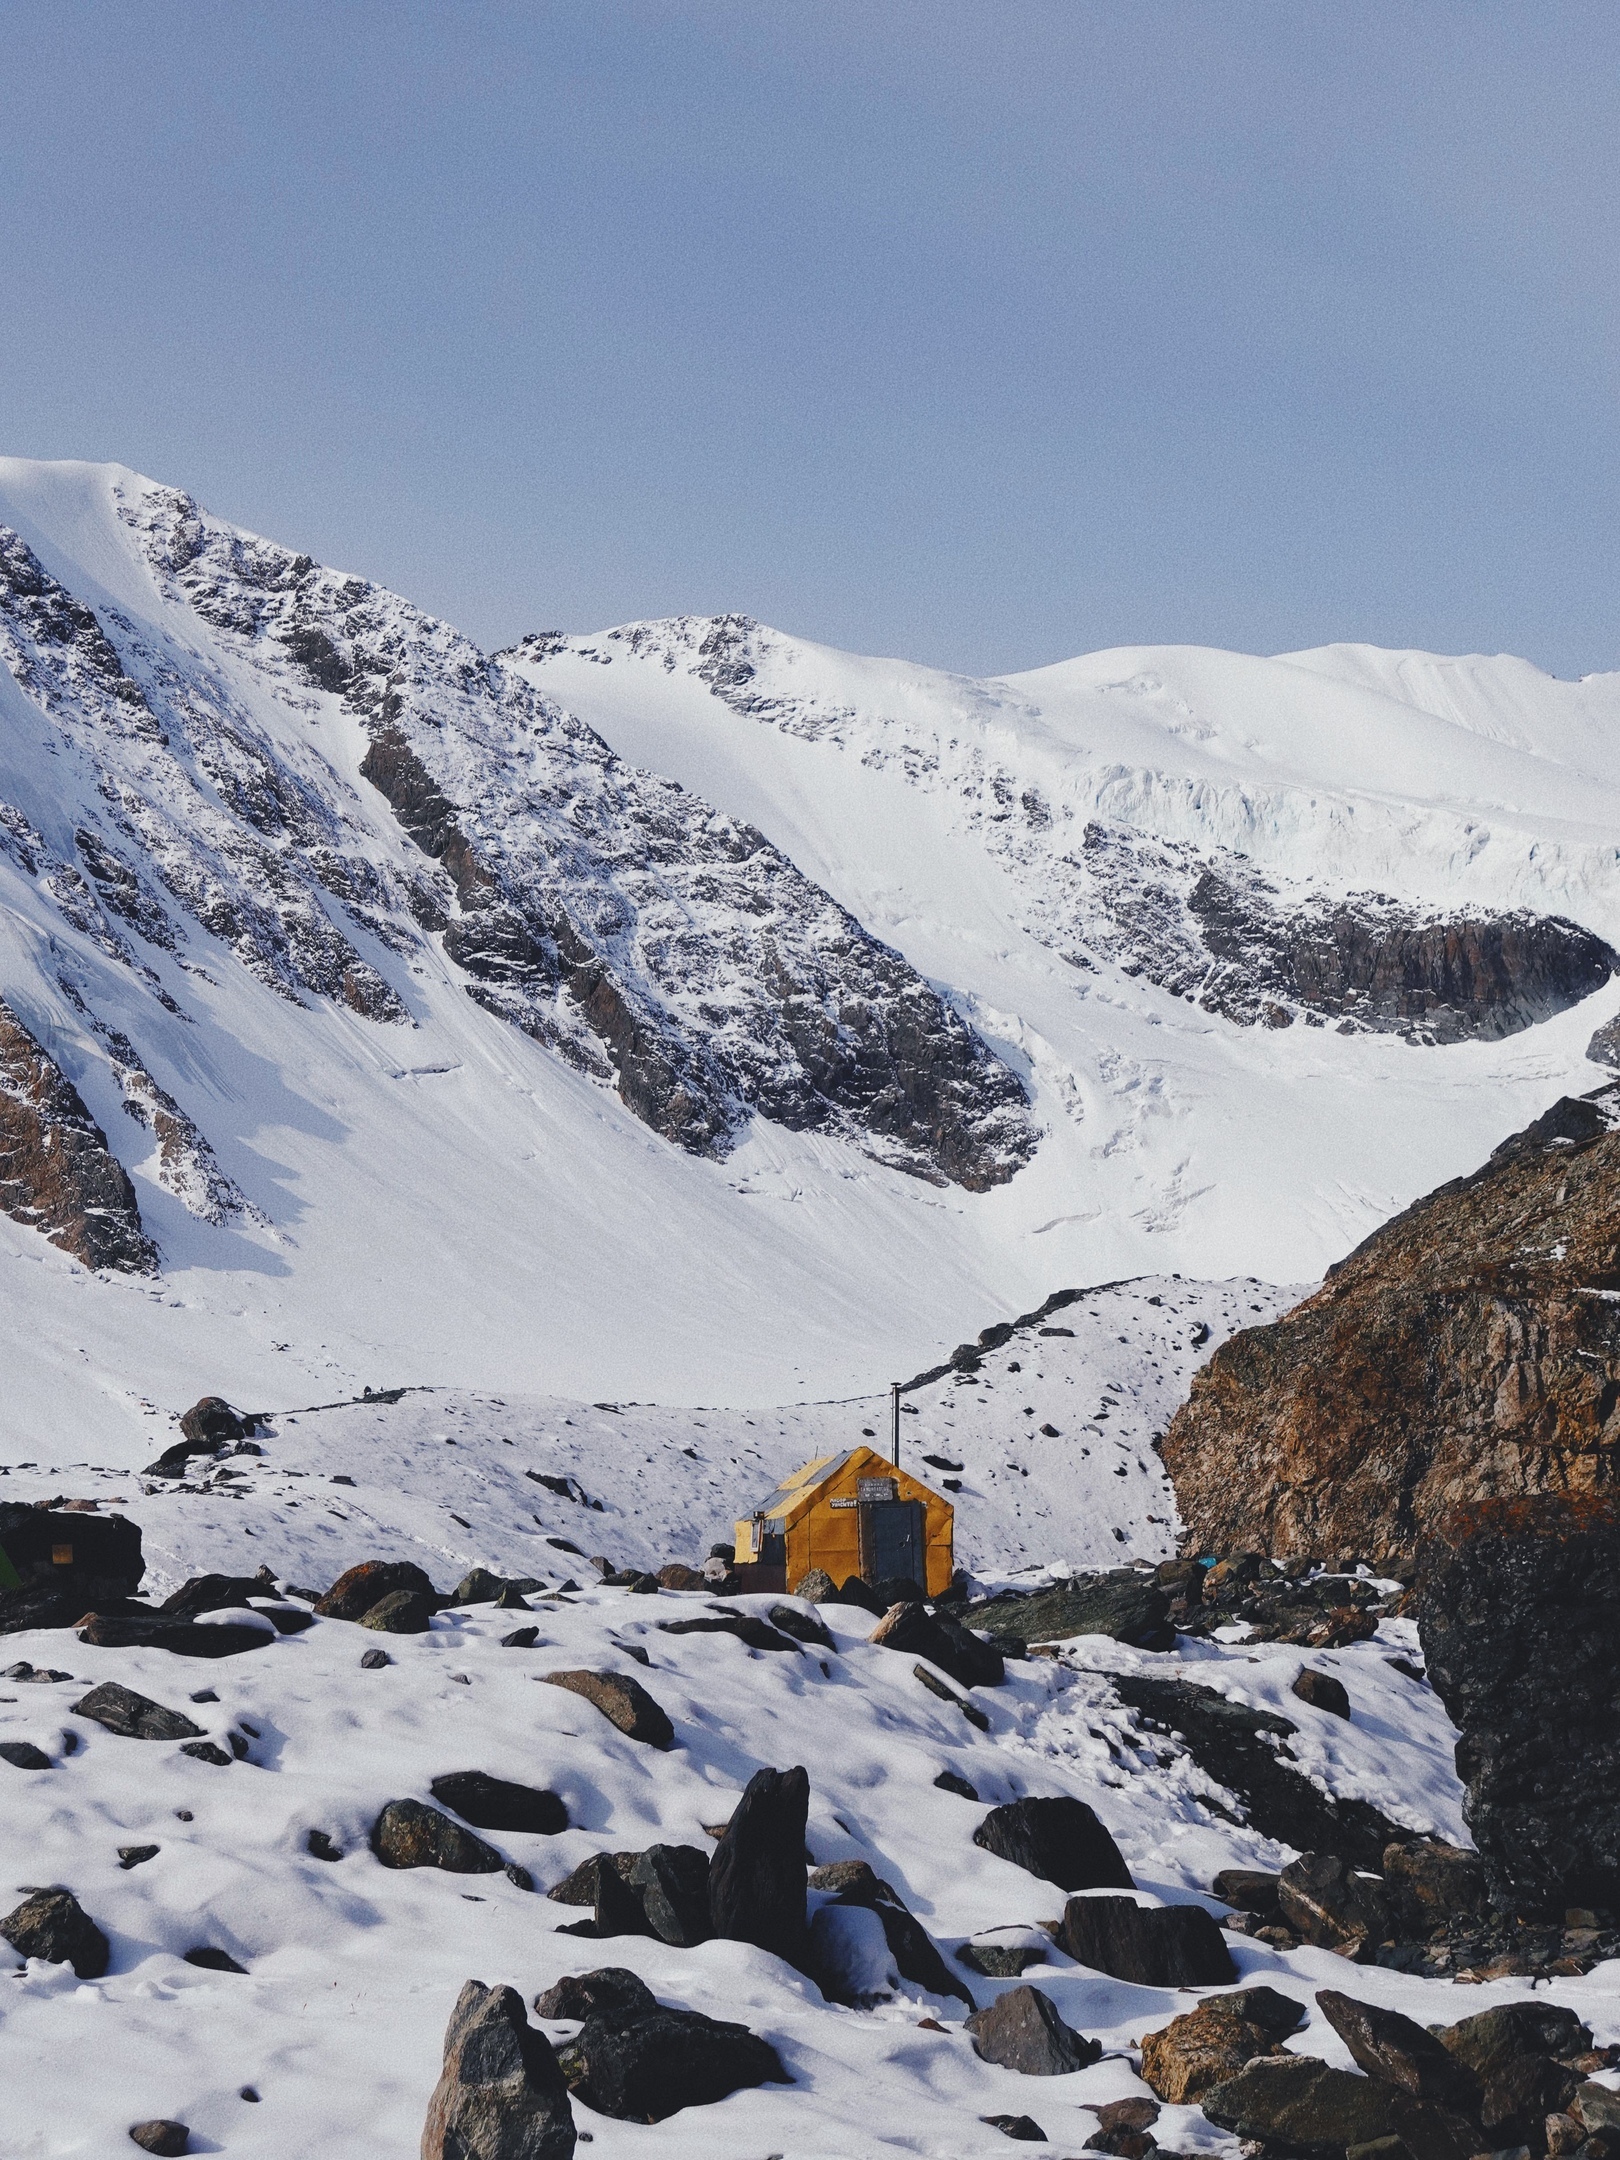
left=3, top=457, right=1620, bottom=1458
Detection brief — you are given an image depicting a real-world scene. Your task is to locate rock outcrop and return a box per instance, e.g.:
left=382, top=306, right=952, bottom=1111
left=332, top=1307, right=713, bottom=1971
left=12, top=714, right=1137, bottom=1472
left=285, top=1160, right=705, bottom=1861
left=1163, top=1084, right=1620, bottom=1571
left=0, top=998, right=155, bottom=1270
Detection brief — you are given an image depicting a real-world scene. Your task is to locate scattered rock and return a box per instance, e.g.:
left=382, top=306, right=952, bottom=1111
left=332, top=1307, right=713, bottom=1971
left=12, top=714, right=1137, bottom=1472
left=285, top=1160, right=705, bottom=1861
left=535, top=1967, right=658, bottom=2023
left=659, top=1612, right=801, bottom=1653
left=360, top=1647, right=391, bottom=1669
left=913, top=1662, right=990, bottom=1727
left=1317, top=1989, right=1482, bottom=2112
left=707, top=1763, right=810, bottom=1970
left=767, top=1602, right=835, bottom=1649
left=1211, top=1867, right=1282, bottom=1922
left=557, top=2002, right=788, bottom=2122
left=429, top=1772, right=568, bottom=1836
left=972, top=1796, right=1134, bottom=1892
left=179, top=1741, right=233, bottom=1766
left=979, top=2114, right=1046, bottom=2142
left=539, top=1669, right=674, bottom=1748
left=869, top=1602, right=1003, bottom=1690
left=814, top=1865, right=972, bottom=2005
left=0, top=1886, right=109, bottom=1977
left=1416, top=1493, right=1620, bottom=1912
left=128, top=2122, right=189, bottom=2156
left=361, top=1588, right=435, bottom=1633
left=0, top=1740, right=51, bottom=1769
left=370, top=1799, right=505, bottom=1874
left=629, top=1844, right=711, bottom=1947
left=315, top=1559, right=437, bottom=1622
left=933, top=1769, right=979, bottom=1800
left=421, top=1978, right=575, bottom=2160
left=965, top=1571, right=1174, bottom=1653
left=502, top=1626, right=541, bottom=1649
left=965, top=1984, right=1100, bottom=2075
left=306, top=1831, right=342, bottom=1862
left=183, top=1946, right=247, bottom=1973
left=1293, top=1668, right=1351, bottom=1718
left=956, top=1935, right=1049, bottom=1979
left=1058, top=1896, right=1237, bottom=1986
left=118, top=1844, right=161, bottom=1870
left=1140, top=1986, right=1305, bottom=2103
left=1201, top=2054, right=1396, bottom=2155
left=72, top=1682, right=204, bottom=1742
left=1278, top=1853, right=1391, bottom=1956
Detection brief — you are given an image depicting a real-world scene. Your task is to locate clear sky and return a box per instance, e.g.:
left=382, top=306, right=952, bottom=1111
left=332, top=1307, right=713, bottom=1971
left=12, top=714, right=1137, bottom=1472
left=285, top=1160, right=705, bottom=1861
left=2, top=2, right=1615, bottom=675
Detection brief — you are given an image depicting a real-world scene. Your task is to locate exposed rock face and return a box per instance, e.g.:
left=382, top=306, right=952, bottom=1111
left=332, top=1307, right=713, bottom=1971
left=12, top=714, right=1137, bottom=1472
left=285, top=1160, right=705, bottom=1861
left=964, top=1573, right=1173, bottom=1653
left=421, top=1979, right=575, bottom=2160
left=1415, top=1494, right=1620, bottom=1913
left=1163, top=1084, right=1620, bottom=1571
left=0, top=998, right=155, bottom=1269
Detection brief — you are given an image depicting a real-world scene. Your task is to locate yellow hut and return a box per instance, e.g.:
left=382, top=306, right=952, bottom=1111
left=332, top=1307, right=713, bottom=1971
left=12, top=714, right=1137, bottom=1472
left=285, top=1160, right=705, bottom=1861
left=732, top=1447, right=954, bottom=1597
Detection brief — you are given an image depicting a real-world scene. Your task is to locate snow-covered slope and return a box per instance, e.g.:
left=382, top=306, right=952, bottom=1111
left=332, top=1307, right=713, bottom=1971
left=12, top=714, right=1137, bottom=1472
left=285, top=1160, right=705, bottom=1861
left=2, top=455, right=1619, bottom=1451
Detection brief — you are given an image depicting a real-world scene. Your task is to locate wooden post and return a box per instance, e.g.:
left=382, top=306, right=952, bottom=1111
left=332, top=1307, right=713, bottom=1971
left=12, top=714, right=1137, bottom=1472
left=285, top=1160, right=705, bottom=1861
left=891, top=1380, right=901, bottom=1467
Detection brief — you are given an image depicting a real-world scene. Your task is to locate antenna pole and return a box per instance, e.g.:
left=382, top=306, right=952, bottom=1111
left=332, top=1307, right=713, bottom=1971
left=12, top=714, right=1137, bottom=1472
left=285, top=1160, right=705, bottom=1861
left=891, top=1380, right=901, bottom=1467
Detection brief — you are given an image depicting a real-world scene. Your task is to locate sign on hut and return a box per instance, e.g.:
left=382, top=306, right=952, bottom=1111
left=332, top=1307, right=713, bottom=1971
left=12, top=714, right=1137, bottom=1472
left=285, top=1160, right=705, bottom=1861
left=732, top=1447, right=953, bottom=1596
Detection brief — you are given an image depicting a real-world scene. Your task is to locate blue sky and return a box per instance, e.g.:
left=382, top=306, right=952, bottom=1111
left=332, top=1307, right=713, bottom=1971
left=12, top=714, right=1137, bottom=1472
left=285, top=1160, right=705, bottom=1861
left=2, top=2, right=1615, bottom=674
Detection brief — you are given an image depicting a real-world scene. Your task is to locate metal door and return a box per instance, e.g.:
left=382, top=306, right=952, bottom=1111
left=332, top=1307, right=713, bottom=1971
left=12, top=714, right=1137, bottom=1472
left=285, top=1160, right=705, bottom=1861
left=859, top=1499, right=925, bottom=1591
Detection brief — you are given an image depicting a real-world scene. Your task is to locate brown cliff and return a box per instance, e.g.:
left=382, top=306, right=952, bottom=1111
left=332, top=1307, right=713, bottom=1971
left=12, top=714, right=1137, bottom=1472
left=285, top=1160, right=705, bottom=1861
left=1162, top=1086, right=1620, bottom=1572
left=0, top=999, right=156, bottom=1271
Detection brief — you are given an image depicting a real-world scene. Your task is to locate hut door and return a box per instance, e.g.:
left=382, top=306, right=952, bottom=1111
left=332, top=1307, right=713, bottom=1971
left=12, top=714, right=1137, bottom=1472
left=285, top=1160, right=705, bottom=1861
left=859, top=1497, right=926, bottom=1591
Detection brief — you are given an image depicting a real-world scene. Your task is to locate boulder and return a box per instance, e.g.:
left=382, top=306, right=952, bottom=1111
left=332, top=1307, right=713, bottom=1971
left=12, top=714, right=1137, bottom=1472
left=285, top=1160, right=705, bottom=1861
left=160, top=1574, right=275, bottom=1619
left=656, top=1564, right=706, bottom=1591
left=965, top=1572, right=1174, bottom=1653
left=0, top=1886, right=109, bottom=1977
left=1164, top=1085, right=1620, bottom=1573
left=361, top=1589, right=435, bottom=1634
left=128, top=2123, right=190, bottom=2156
left=809, top=1901, right=901, bottom=2005
left=0, top=1499, right=144, bottom=1634
left=77, top=1613, right=275, bottom=1658
left=1381, top=1838, right=1487, bottom=1937
left=429, top=1773, right=569, bottom=1836
left=933, top=1769, right=979, bottom=1800
left=965, top=1984, right=1100, bottom=2075
left=832, top=1574, right=888, bottom=1616
left=1439, top=2001, right=1591, bottom=2147
left=450, top=1568, right=507, bottom=1605
left=1415, top=1492, right=1620, bottom=1911
left=545, top=1853, right=637, bottom=1907
left=868, top=1602, right=1003, bottom=1690
left=315, top=1559, right=436, bottom=1622
left=72, top=1682, right=203, bottom=1742
left=557, top=2006, right=788, bottom=2121
left=972, top=1797, right=1133, bottom=1892
left=1292, top=1668, right=1351, bottom=1718
left=422, top=1978, right=575, bottom=2160
left=766, top=1602, right=835, bottom=1649
left=559, top=1855, right=650, bottom=1941
left=1211, top=1868, right=1282, bottom=1923
left=370, top=1799, right=505, bottom=1874
left=629, top=1844, right=711, bottom=1947
left=812, top=1865, right=972, bottom=2005
left=790, top=1568, right=839, bottom=1603
left=534, top=1968, right=657, bottom=2023
left=956, top=1935, right=1049, bottom=1979
left=659, top=1612, right=801, bottom=1653
left=1316, top=1990, right=1482, bottom=2112
left=1201, top=2055, right=1397, bottom=2155
left=1278, top=1853, right=1391, bottom=1955
left=1058, top=1897, right=1237, bottom=1987
left=0, top=1741, right=51, bottom=1769
left=539, top=1670, right=673, bottom=1748
left=1140, top=1987, right=1304, bottom=2103
left=707, top=1764, right=809, bottom=1969
left=979, top=2115, right=1046, bottom=2142
left=179, top=1396, right=251, bottom=1449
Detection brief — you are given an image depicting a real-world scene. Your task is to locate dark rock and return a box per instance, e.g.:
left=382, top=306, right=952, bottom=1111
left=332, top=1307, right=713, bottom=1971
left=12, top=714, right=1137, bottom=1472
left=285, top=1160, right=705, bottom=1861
left=360, top=1646, right=391, bottom=1669
left=965, top=1572, right=1174, bottom=1653
left=1317, top=1989, right=1482, bottom=2111
left=869, top=1602, right=1003, bottom=1690
left=77, top=1612, right=275, bottom=1658
left=178, top=1741, right=233, bottom=1765
left=832, top=1574, right=888, bottom=1616
left=582, top=1859, right=651, bottom=1941
left=1140, top=1987, right=1305, bottom=2103
left=1293, top=1668, right=1352, bottom=1718
left=1164, top=1084, right=1620, bottom=1574
left=430, top=1772, right=568, bottom=1837
left=535, top=1967, right=658, bottom=2023
left=1211, top=1868, right=1282, bottom=1922
left=965, top=1984, right=1100, bottom=2075
left=656, top=1564, right=706, bottom=1591
left=659, top=1612, right=801, bottom=1653
left=1202, top=2054, right=1397, bottom=2155
left=1416, top=1493, right=1620, bottom=1912
left=557, top=2003, right=787, bottom=2121
left=1278, top=1853, right=1391, bottom=1955
left=979, top=2115, right=1046, bottom=2142
left=0, top=1499, right=144, bottom=1634
left=421, top=1978, right=575, bottom=2160
left=315, top=1559, right=437, bottom=1621
left=933, top=1768, right=979, bottom=1800
left=495, top=1587, right=531, bottom=1611
left=178, top=1397, right=250, bottom=1450
left=72, top=1681, right=204, bottom=1741
left=539, top=1669, right=674, bottom=1748
left=766, top=1602, right=835, bottom=1649
left=1439, top=2001, right=1590, bottom=2147
left=502, top=1626, right=541, bottom=1648
left=1111, top=1675, right=1405, bottom=1870
left=913, top=1662, right=990, bottom=1726
left=1058, top=1896, right=1237, bottom=1986
left=790, top=1569, right=839, bottom=1603
left=545, top=1853, right=637, bottom=1906
left=0, top=1740, right=50, bottom=1768
left=451, top=1567, right=506, bottom=1605
left=370, top=1799, right=505, bottom=1874
left=361, top=1588, right=435, bottom=1633
left=0, top=997, right=156, bottom=1270
left=707, top=1763, right=810, bottom=1969
left=956, top=1938, right=1048, bottom=1978
left=118, top=1844, right=161, bottom=1869
left=183, top=1945, right=247, bottom=1973
left=630, top=1844, right=711, bottom=1946
left=1, top=1886, right=109, bottom=1976
left=1084, top=2096, right=1161, bottom=2155
left=816, top=1868, right=973, bottom=2005
left=973, top=1796, right=1133, bottom=1892
left=306, top=1830, right=342, bottom=1862
left=1381, top=1838, right=1486, bottom=1937
left=128, top=2122, right=189, bottom=2156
